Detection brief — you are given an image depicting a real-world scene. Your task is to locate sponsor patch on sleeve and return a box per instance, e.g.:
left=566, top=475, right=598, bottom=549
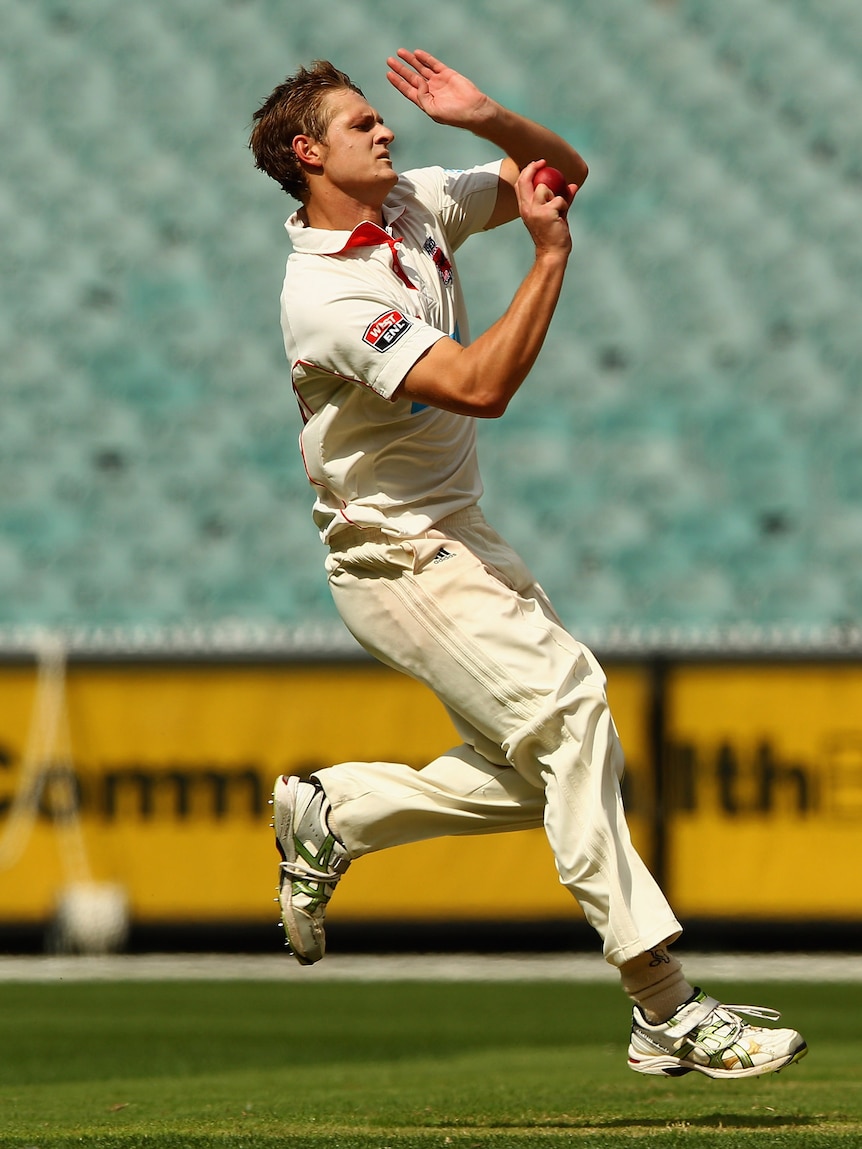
left=363, top=309, right=412, bottom=352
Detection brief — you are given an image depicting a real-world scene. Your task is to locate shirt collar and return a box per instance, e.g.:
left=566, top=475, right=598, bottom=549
left=285, top=202, right=407, bottom=255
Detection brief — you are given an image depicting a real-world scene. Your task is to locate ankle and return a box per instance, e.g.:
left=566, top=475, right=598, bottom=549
left=620, top=946, right=694, bottom=1024
left=310, top=776, right=348, bottom=852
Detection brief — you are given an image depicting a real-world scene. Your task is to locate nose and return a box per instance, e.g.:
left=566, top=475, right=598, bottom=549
left=379, top=124, right=395, bottom=144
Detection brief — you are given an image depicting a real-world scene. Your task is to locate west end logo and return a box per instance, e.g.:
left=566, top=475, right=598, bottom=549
left=363, top=309, right=412, bottom=351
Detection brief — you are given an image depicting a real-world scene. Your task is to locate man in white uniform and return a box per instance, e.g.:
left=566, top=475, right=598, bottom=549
left=249, top=49, right=806, bottom=1079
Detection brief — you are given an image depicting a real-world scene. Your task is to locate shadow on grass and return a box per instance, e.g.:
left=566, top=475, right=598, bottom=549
left=431, top=1111, right=825, bottom=1132
left=3, top=1120, right=856, bottom=1149
left=601, top=1113, right=823, bottom=1131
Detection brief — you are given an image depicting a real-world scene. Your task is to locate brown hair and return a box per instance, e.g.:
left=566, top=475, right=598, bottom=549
left=249, top=60, right=365, bottom=201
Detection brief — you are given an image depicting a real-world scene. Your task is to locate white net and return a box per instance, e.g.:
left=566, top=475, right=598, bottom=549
left=0, top=631, right=130, bottom=953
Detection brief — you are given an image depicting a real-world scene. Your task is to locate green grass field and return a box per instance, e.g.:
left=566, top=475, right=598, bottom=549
left=1, top=977, right=860, bottom=1148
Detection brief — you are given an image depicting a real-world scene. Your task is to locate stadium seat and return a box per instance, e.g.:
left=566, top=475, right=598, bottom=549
left=1, top=0, right=860, bottom=638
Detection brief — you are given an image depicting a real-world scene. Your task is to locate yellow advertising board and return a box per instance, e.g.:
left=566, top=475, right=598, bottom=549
left=7, top=654, right=859, bottom=930
left=0, top=660, right=654, bottom=928
left=665, top=662, right=862, bottom=920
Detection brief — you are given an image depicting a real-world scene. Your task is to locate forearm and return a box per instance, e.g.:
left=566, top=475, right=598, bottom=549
left=472, top=100, right=588, bottom=186
left=399, top=249, right=568, bottom=418
left=386, top=50, right=588, bottom=186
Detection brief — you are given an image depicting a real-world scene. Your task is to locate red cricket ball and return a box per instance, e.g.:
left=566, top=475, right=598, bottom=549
left=532, top=166, right=572, bottom=203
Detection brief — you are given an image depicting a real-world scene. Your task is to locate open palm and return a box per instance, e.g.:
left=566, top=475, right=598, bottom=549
left=386, top=49, right=491, bottom=128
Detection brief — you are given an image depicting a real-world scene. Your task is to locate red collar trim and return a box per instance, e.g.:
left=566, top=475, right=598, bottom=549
left=337, top=222, right=415, bottom=289
left=338, top=221, right=393, bottom=252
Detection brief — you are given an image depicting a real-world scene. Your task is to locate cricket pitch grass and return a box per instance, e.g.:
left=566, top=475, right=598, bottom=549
left=2, top=976, right=860, bottom=1147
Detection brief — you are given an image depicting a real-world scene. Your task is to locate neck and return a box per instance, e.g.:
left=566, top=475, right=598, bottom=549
left=305, top=201, right=385, bottom=232
left=303, top=179, right=391, bottom=232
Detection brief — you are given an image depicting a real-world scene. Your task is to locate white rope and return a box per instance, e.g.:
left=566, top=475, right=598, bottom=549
left=0, top=631, right=91, bottom=882
left=0, top=632, right=69, bottom=870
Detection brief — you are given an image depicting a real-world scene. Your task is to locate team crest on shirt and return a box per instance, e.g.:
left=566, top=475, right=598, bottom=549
left=363, top=309, right=412, bottom=351
left=423, top=236, right=454, bottom=286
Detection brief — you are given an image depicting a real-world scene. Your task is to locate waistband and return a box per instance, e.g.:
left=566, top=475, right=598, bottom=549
left=328, top=507, right=484, bottom=551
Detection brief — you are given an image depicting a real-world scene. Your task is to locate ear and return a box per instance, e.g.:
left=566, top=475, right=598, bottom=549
left=292, top=134, right=325, bottom=170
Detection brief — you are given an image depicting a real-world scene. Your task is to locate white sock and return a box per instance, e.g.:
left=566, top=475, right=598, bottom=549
left=619, top=946, right=694, bottom=1024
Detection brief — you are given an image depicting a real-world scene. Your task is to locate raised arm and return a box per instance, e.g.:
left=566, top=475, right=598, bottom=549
left=386, top=48, right=588, bottom=227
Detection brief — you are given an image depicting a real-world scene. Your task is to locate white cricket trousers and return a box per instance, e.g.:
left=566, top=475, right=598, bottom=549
left=316, top=506, right=681, bottom=967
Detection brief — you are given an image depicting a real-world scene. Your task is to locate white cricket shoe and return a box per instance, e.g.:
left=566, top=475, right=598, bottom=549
left=628, top=988, right=808, bottom=1079
left=272, top=775, right=351, bottom=965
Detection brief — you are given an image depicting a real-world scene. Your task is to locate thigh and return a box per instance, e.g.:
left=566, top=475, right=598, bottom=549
left=326, top=516, right=605, bottom=761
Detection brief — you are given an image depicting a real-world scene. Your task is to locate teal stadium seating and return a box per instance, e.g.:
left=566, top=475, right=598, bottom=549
left=1, top=0, right=861, bottom=642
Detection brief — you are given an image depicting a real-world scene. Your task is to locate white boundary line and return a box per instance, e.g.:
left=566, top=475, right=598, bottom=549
left=0, top=952, right=860, bottom=983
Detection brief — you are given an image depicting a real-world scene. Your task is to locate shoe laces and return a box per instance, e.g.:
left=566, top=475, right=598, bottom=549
left=280, top=857, right=343, bottom=885
left=680, top=1002, right=781, bottom=1053
left=716, top=1003, right=781, bottom=1023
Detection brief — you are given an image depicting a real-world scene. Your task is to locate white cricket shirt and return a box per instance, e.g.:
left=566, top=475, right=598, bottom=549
left=281, top=161, right=502, bottom=542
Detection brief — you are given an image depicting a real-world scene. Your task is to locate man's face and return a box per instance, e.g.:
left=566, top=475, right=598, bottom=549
left=315, top=88, right=398, bottom=202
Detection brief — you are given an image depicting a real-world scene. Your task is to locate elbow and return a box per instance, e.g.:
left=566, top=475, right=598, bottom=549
left=446, top=388, right=510, bottom=419
left=465, top=372, right=522, bottom=418
left=458, top=373, right=513, bottom=418
left=475, top=394, right=511, bottom=419
left=463, top=389, right=511, bottom=419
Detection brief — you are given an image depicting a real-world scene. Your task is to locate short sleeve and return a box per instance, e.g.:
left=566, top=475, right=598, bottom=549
left=401, top=161, right=503, bottom=251
left=284, top=275, right=447, bottom=401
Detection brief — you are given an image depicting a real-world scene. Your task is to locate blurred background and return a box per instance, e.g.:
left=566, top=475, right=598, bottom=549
left=1, top=0, right=861, bottom=956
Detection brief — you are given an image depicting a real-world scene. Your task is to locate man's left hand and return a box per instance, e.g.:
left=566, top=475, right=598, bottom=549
left=386, top=48, right=494, bottom=130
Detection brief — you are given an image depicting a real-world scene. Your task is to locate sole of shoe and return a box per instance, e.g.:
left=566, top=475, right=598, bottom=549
left=272, top=775, right=318, bottom=967
left=628, top=1040, right=808, bottom=1079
